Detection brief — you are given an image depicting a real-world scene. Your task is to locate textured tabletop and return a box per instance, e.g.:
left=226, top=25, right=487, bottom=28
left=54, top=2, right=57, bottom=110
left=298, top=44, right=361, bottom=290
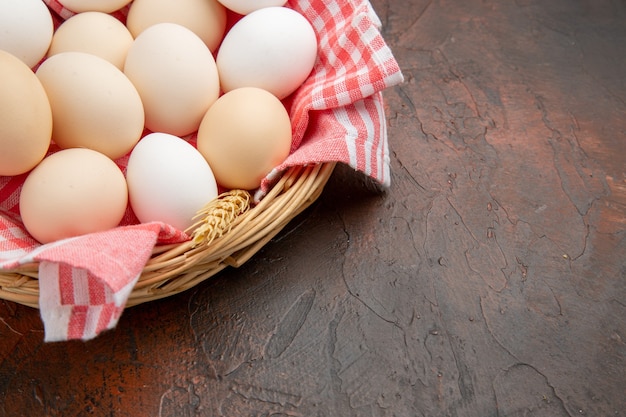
left=1, top=0, right=625, bottom=416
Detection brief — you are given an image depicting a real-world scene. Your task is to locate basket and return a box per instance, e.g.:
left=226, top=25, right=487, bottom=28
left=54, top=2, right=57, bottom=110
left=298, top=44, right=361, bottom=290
left=0, top=162, right=336, bottom=309
left=0, top=1, right=404, bottom=338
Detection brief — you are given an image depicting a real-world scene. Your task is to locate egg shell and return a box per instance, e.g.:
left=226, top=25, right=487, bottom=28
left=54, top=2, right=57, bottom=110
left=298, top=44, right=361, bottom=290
left=19, top=148, right=128, bottom=244
left=48, top=12, right=134, bottom=70
left=0, top=50, right=52, bottom=176
left=216, top=7, right=317, bottom=99
left=58, top=0, right=133, bottom=13
left=0, top=0, right=54, bottom=68
left=216, top=0, right=287, bottom=15
left=124, top=23, right=220, bottom=137
left=197, top=87, right=292, bottom=190
left=35, top=51, right=145, bottom=160
left=126, top=132, right=219, bottom=232
left=126, top=0, right=227, bottom=53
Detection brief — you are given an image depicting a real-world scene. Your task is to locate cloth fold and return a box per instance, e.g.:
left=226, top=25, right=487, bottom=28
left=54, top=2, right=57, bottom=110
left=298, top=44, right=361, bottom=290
left=1, top=221, right=188, bottom=341
left=0, top=0, right=403, bottom=341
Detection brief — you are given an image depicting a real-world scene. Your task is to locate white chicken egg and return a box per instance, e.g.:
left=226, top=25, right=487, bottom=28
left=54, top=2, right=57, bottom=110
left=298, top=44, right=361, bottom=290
left=216, top=0, right=287, bottom=15
left=125, top=132, right=219, bottom=232
left=0, top=0, right=54, bottom=68
left=216, top=7, right=317, bottom=99
left=58, top=0, right=133, bottom=13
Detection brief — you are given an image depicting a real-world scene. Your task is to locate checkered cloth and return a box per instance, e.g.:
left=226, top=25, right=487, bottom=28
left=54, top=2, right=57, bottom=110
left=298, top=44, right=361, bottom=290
left=0, top=0, right=403, bottom=341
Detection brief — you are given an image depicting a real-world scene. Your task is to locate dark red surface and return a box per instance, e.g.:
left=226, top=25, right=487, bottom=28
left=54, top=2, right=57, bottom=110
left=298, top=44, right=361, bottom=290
left=1, top=0, right=625, bottom=415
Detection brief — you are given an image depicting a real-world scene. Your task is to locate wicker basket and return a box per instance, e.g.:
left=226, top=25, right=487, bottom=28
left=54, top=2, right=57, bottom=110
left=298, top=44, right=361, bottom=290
left=0, top=162, right=336, bottom=309
left=1, top=0, right=402, bottom=315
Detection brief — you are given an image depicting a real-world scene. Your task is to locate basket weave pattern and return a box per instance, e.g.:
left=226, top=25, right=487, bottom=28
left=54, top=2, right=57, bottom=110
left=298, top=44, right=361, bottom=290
left=0, top=162, right=335, bottom=308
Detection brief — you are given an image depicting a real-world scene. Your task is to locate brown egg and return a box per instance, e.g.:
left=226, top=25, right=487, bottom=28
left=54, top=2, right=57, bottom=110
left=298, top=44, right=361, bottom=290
left=124, top=23, right=219, bottom=137
left=48, top=12, right=134, bottom=70
left=126, top=0, right=227, bottom=53
left=19, top=148, right=128, bottom=244
left=0, top=50, right=52, bottom=176
left=36, top=51, right=145, bottom=160
left=196, top=87, right=292, bottom=190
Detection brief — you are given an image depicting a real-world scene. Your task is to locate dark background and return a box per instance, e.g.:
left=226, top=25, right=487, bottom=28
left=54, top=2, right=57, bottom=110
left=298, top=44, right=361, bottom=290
left=1, top=0, right=625, bottom=415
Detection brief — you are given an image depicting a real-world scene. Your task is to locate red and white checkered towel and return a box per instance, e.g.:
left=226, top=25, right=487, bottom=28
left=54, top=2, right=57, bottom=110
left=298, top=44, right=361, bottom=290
left=0, top=0, right=403, bottom=341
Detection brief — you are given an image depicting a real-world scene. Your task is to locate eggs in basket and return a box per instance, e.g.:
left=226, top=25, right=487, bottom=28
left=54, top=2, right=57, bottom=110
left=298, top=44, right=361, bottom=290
left=0, top=0, right=318, bottom=244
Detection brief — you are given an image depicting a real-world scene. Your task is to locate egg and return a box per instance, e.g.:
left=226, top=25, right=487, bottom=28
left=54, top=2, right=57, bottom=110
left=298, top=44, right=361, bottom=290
left=19, top=148, right=128, bottom=244
left=124, top=23, right=220, bottom=137
left=216, top=7, right=317, bottom=99
left=48, top=12, right=134, bottom=70
left=0, top=50, right=52, bottom=176
left=36, top=51, right=145, bottom=160
left=196, top=87, right=292, bottom=190
left=58, top=0, right=133, bottom=14
left=126, top=0, right=227, bottom=53
left=216, top=0, right=287, bottom=15
left=0, top=0, right=54, bottom=68
left=126, top=133, right=219, bottom=232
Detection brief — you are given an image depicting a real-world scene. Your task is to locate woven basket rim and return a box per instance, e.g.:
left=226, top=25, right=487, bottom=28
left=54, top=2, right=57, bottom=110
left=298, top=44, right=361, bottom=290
left=0, top=162, right=336, bottom=309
